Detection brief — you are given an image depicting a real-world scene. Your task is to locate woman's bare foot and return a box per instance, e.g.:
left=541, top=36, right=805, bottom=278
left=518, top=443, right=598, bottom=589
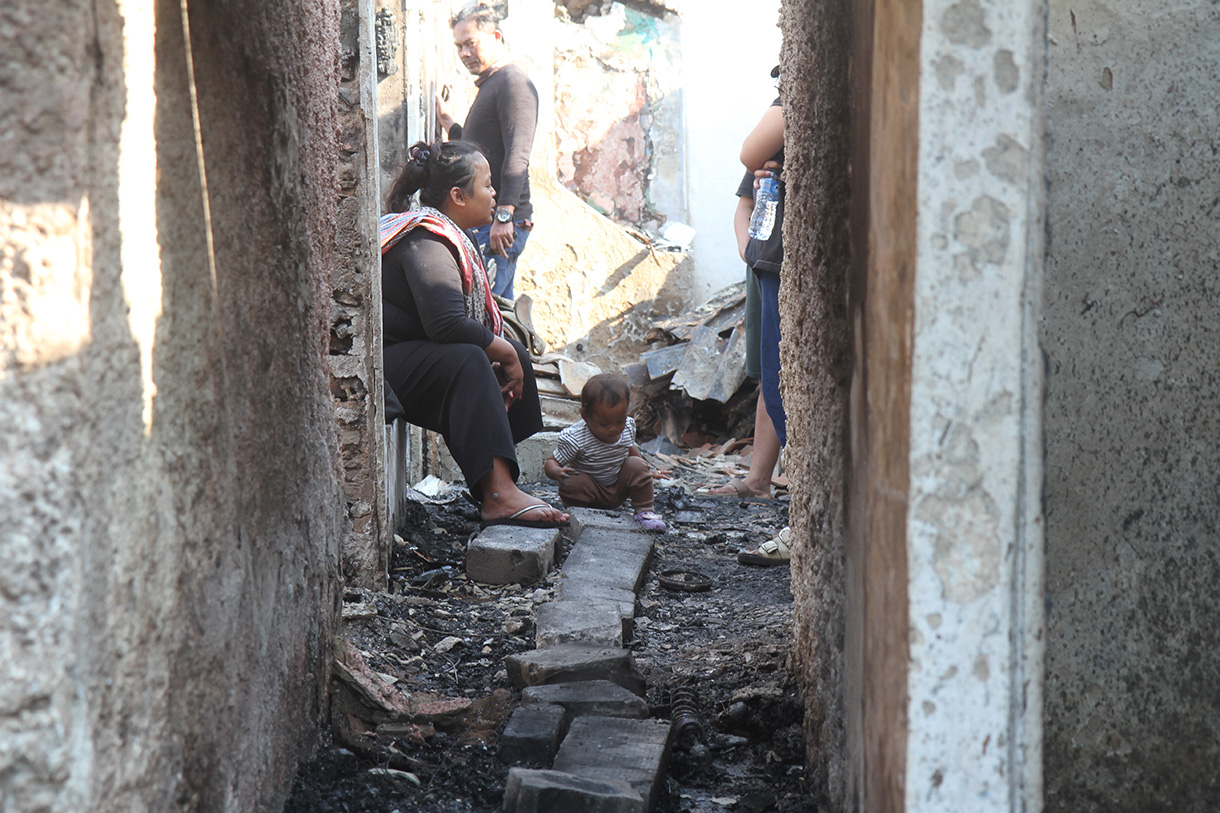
left=705, top=477, right=772, bottom=498
left=479, top=458, right=569, bottom=525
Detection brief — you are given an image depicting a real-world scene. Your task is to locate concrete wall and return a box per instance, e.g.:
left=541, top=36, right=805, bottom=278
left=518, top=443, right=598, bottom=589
left=1041, top=1, right=1220, bottom=809
left=682, top=0, right=784, bottom=302
left=335, top=0, right=391, bottom=587
left=0, top=0, right=344, bottom=809
left=780, top=0, right=853, bottom=806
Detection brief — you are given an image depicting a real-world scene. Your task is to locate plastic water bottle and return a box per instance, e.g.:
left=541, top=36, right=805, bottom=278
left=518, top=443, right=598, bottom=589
left=748, top=175, right=779, bottom=240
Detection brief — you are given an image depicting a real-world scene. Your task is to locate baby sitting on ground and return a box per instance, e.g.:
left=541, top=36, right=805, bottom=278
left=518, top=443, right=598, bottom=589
left=544, top=373, right=667, bottom=533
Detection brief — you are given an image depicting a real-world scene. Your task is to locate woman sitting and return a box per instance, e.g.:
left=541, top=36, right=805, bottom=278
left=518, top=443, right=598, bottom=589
left=381, top=140, right=567, bottom=528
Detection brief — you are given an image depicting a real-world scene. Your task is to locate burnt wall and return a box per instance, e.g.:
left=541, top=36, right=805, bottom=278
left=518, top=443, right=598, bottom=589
left=0, top=0, right=345, bottom=808
left=779, top=0, right=854, bottom=807
left=1042, top=0, right=1220, bottom=809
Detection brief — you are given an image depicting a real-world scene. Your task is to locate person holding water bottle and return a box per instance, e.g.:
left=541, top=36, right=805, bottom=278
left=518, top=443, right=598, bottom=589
left=733, top=70, right=792, bottom=567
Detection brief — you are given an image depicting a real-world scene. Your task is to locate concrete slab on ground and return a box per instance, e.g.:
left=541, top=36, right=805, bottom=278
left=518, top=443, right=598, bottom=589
left=520, top=680, right=650, bottom=719
left=514, top=431, right=561, bottom=484
left=566, top=507, right=641, bottom=539
left=556, top=577, right=636, bottom=639
left=572, top=528, right=656, bottom=558
left=503, top=768, right=645, bottom=813
left=499, top=703, right=568, bottom=766
left=505, top=644, right=646, bottom=696
left=466, top=524, right=558, bottom=585
left=554, top=716, right=674, bottom=812
left=559, top=542, right=652, bottom=593
left=536, top=600, right=624, bottom=649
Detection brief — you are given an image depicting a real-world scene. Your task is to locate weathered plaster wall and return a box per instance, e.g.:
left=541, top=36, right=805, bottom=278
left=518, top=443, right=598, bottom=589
left=780, top=0, right=853, bottom=806
left=335, top=0, right=390, bottom=588
left=682, top=0, right=784, bottom=302
left=905, top=0, right=1046, bottom=809
left=0, top=0, right=344, bottom=809
left=1042, top=1, right=1220, bottom=809
left=554, top=5, right=682, bottom=230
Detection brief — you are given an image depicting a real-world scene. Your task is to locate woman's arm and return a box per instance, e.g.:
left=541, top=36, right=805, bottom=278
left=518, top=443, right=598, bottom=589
left=740, top=104, right=784, bottom=173
left=734, top=194, right=754, bottom=261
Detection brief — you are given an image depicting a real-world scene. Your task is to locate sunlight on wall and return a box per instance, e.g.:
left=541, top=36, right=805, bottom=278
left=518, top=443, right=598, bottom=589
left=0, top=200, right=93, bottom=373
left=118, top=0, right=163, bottom=434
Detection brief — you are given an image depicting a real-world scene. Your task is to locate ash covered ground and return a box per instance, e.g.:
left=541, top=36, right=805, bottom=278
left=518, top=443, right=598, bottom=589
left=287, top=467, right=812, bottom=813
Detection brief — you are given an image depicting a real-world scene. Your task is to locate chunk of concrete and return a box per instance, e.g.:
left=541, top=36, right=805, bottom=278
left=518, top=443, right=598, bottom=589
left=499, top=703, right=567, bottom=766
left=560, top=542, right=651, bottom=593
left=503, top=768, right=645, bottom=813
left=466, top=524, right=558, bottom=585
left=554, top=716, right=673, bottom=812
left=536, top=600, right=623, bottom=649
left=555, top=578, right=636, bottom=640
left=505, top=644, right=646, bottom=696
left=566, top=507, right=639, bottom=540
left=514, top=430, right=561, bottom=484
left=521, top=680, right=650, bottom=719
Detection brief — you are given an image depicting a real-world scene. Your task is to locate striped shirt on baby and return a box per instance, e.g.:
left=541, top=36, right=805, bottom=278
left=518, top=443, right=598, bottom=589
left=552, top=416, right=637, bottom=487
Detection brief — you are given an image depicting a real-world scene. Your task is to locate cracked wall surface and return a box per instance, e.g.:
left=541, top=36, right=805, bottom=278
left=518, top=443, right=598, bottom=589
left=1042, top=1, right=1220, bottom=809
left=0, top=0, right=344, bottom=809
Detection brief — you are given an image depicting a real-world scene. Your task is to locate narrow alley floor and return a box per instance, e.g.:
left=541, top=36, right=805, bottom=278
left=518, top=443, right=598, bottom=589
left=287, top=459, right=812, bottom=813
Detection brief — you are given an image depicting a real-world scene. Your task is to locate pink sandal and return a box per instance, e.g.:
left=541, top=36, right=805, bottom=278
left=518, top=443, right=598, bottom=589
left=633, top=510, right=667, bottom=533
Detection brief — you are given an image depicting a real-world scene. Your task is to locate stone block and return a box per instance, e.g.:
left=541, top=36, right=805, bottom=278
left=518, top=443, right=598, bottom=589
left=567, top=507, right=640, bottom=540
left=466, top=525, right=558, bottom=585
left=536, top=600, right=623, bottom=649
left=521, top=680, right=650, bottom=720
left=499, top=703, right=567, bottom=766
left=514, top=430, right=562, bottom=484
left=556, top=578, right=637, bottom=640
left=560, top=542, right=651, bottom=593
left=553, top=716, right=673, bottom=812
left=505, top=644, right=646, bottom=696
left=503, top=768, right=645, bottom=813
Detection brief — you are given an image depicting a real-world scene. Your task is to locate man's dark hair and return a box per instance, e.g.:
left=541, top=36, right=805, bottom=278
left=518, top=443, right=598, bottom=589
left=450, top=2, right=501, bottom=31
left=580, top=373, right=631, bottom=412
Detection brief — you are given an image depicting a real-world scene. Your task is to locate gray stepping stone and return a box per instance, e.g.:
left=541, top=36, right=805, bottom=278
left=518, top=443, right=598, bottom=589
left=536, top=600, right=623, bottom=649
left=499, top=703, right=567, bottom=766
left=505, top=644, right=646, bottom=696
left=566, top=507, right=640, bottom=540
left=503, top=768, right=645, bottom=813
left=554, top=716, right=673, bottom=812
left=555, top=577, right=636, bottom=640
left=466, top=524, right=558, bottom=585
left=560, top=543, right=651, bottom=593
left=521, top=679, right=649, bottom=719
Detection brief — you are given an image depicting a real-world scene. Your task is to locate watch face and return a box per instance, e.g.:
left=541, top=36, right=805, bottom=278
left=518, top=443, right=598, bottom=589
left=495, top=208, right=512, bottom=223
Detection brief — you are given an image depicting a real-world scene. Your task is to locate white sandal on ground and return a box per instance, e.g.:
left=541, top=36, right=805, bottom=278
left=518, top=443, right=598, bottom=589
left=737, top=526, right=791, bottom=566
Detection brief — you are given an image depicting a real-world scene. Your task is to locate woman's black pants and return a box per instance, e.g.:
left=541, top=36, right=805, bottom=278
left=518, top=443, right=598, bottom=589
left=384, top=336, right=542, bottom=501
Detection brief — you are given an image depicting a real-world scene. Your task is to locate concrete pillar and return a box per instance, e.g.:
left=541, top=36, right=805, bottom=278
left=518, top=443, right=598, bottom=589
left=783, top=0, right=1045, bottom=809
left=335, top=0, right=391, bottom=588
left=904, top=0, right=1046, bottom=808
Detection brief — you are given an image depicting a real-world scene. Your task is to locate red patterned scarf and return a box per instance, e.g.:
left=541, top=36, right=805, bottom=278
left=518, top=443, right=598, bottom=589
left=379, top=208, right=503, bottom=337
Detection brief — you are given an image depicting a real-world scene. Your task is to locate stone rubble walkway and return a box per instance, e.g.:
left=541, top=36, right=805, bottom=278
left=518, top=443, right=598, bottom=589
left=467, top=507, right=670, bottom=813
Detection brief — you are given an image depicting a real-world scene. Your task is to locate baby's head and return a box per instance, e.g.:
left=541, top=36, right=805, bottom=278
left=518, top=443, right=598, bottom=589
left=580, top=373, right=631, bottom=444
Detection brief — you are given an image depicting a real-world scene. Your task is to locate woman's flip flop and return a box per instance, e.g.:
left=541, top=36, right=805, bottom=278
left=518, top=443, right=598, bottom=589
left=481, top=502, right=570, bottom=529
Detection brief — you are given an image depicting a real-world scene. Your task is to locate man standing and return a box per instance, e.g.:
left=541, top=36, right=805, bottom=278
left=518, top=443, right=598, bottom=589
left=438, top=3, right=539, bottom=301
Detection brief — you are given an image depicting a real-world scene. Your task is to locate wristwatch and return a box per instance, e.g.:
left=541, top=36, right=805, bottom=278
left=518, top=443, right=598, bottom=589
left=494, top=207, right=513, bottom=224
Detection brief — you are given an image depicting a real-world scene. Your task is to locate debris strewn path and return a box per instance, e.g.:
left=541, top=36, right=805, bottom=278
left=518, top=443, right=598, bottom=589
left=287, top=466, right=811, bottom=812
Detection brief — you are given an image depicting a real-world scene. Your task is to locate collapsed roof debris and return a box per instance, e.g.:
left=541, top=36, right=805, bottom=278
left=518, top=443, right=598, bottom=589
left=555, top=0, right=678, bottom=24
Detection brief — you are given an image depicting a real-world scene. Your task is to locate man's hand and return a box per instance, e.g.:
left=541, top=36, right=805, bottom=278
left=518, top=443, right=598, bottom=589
left=488, top=218, right=515, bottom=256
left=435, top=90, right=455, bottom=132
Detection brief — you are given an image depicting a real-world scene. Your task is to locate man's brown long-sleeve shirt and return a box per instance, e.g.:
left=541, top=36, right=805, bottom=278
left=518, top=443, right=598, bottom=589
left=449, top=63, right=538, bottom=221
